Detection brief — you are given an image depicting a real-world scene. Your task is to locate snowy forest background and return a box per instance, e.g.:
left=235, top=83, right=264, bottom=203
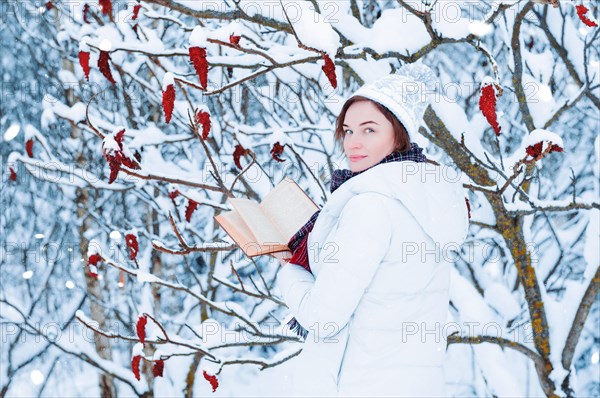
left=1, top=0, right=599, bottom=397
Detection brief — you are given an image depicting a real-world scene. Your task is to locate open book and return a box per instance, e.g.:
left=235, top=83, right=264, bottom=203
left=214, top=177, right=320, bottom=258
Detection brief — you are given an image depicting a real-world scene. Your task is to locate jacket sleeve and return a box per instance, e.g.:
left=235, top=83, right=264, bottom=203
left=277, top=192, right=393, bottom=339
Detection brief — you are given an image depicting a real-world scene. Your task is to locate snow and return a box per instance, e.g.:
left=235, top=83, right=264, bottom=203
left=449, top=268, right=524, bottom=396
left=136, top=271, right=161, bottom=283
left=266, top=129, right=293, bottom=147
left=7, top=152, right=130, bottom=190
left=107, top=30, right=167, bottom=54
left=56, top=30, right=70, bottom=44
left=289, top=2, right=340, bottom=56
left=57, top=69, right=77, bottom=83
left=24, top=124, right=38, bottom=140
left=99, top=39, right=112, bottom=52
left=582, top=134, right=599, bottom=278
left=521, top=74, right=558, bottom=127
left=484, top=282, right=521, bottom=320
left=542, top=280, right=590, bottom=393
left=481, top=75, right=497, bottom=86
left=431, top=11, right=471, bottom=39
left=3, top=123, right=20, bottom=141
left=189, top=26, right=207, bottom=47
left=40, top=108, right=57, bottom=129
left=47, top=99, right=87, bottom=124
left=523, top=128, right=564, bottom=150
left=0, top=301, right=26, bottom=323
left=162, top=72, right=175, bottom=91
left=355, top=9, right=429, bottom=54
left=132, top=342, right=144, bottom=358
left=116, top=10, right=138, bottom=43
left=210, top=20, right=246, bottom=43
left=3, top=1, right=599, bottom=397
left=79, top=37, right=90, bottom=52
left=102, top=129, right=122, bottom=152
left=546, top=5, right=586, bottom=78
left=523, top=48, right=554, bottom=84
left=87, top=239, right=102, bottom=257
left=468, top=21, right=494, bottom=37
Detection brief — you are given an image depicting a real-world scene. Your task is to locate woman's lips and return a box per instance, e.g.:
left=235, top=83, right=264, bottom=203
left=349, top=155, right=367, bottom=162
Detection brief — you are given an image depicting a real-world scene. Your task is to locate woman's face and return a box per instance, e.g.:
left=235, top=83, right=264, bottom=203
left=342, top=100, right=396, bottom=172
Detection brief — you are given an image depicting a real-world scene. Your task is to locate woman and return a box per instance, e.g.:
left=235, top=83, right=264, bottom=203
left=272, top=63, right=469, bottom=397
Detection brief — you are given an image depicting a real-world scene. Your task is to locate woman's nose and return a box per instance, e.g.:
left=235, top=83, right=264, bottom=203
left=347, top=134, right=363, bottom=148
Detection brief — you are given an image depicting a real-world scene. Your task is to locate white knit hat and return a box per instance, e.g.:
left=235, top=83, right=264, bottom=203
left=346, top=61, right=439, bottom=140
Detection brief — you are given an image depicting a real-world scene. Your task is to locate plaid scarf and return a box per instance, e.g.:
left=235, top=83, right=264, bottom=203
left=284, top=142, right=428, bottom=339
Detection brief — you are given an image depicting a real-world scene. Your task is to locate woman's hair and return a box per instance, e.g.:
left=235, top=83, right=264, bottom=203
left=334, top=96, right=411, bottom=155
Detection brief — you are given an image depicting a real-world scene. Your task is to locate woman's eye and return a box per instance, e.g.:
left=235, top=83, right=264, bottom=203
left=344, top=128, right=374, bottom=134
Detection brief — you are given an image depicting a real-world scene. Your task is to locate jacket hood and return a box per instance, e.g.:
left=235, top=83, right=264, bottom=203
left=317, top=161, right=469, bottom=248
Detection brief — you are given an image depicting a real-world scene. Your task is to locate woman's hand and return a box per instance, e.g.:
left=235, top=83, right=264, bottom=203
left=270, top=250, right=292, bottom=266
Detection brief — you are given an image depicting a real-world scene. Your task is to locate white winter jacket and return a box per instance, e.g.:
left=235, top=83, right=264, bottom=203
left=277, top=160, right=469, bottom=397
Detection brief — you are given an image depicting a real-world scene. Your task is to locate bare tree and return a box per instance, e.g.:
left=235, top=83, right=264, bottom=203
left=3, top=0, right=599, bottom=397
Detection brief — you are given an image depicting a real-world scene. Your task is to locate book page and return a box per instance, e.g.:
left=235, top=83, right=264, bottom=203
left=214, top=210, right=289, bottom=257
left=228, top=198, right=287, bottom=246
left=260, top=177, right=320, bottom=242
left=213, top=209, right=254, bottom=248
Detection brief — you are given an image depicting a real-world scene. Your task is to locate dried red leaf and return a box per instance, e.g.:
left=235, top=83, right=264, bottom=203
left=102, top=129, right=141, bottom=184
left=479, top=84, right=501, bottom=136
left=189, top=46, right=208, bottom=90
left=465, top=197, right=471, bottom=220
left=526, top=142, right=563, bottom=158
left=168, top=190, right=179, bottom=208
left=45, top=1, right=53, bottom=11
left=321, top=53, right=337, bottom=89
left=99, top=0, right=112, bottom=16
left=114, top=129, right=125, bottom=145
left=229, top=33, right=241, bottom=46
left=196, top=110, right=211, bottom=140
left=87, top=254, right=101, bottom=278
left=78, top=51, right=90, bottom=81
left=233, top=144, right=250, bottom=169
left=131, top=355, right=142, bottom=381
left=25, top=139, right=34, bottom=158
left=125, top=233, right=139, bottom=260
left=87, top=268, right=99, bottom=279
left=576, top=4, right=598, bottom=27
left=108, top=159, right=120, bottom=183
left=526, top=35, right=534, bottom=50
left=132, top=4, right=142, bottom=20
left=162, top=84, right=175, bottom=124
left=136, top=314, right=147, bottom=344
left=270, top=141, right=285, bottom=162
left=88, top=253, right=102, bottom=265
left=168, top=189, right=180, bottom=200
left=203, top=371, right=219, bottom=392
left=104, top=151, right=125, bottom=183
left=98, top=50, right=116, bottom=85
left=526, top=142, right=543, bottom=158
left=111, top=129, right=141, bottom=168
left=9, top=167, right=17, bottom=182
left=83, top=3, right=90, bottom=23
left=185, top=199, right=199, bottom=222
left=152, top=359, right=164, bottom=377
left=168, top=189, right=179, bottom=199
left=132, top=23, right=139, bottom=34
